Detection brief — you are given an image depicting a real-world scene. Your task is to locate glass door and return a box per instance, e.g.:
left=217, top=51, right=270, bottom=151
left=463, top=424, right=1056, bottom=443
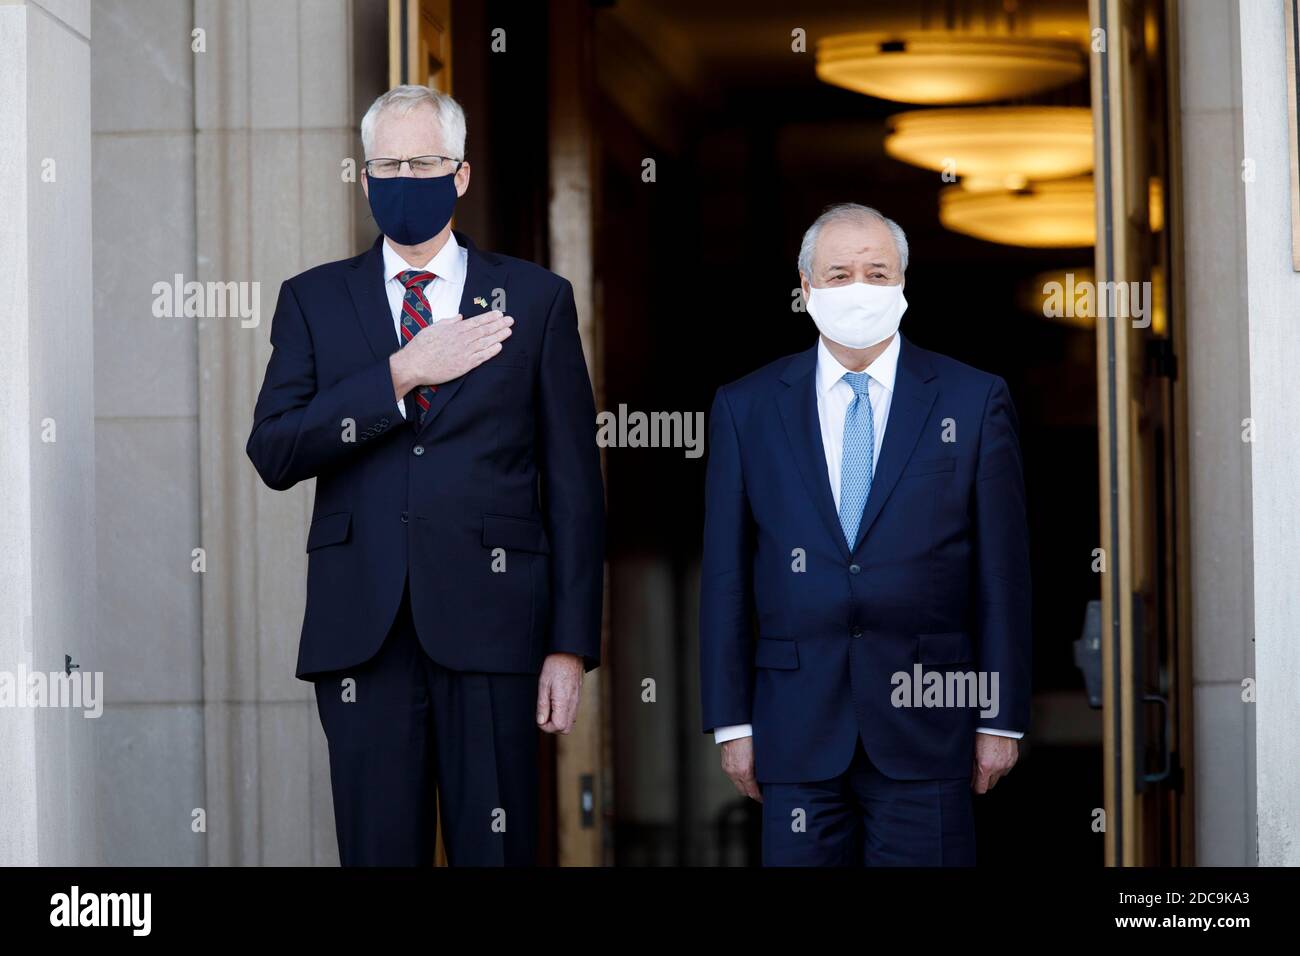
left=1089, top=0, right=1192, bottom=866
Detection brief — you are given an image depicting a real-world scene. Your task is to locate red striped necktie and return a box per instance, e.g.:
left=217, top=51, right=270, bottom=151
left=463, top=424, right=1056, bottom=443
left=396, top=269, right=438, bottom=424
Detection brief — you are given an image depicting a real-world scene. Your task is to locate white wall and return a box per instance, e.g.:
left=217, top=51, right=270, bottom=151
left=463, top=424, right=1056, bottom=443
left=1237, top=0, right=1300, bottom=866
left=1179, top=0, right=1258, bottom=866
left=91, top=0, right=205, bottom=867
left=0, top=0, right=99, bottom=866
left=1182, top=0, right=1300, bottom=866
left=193, top=0, right=360, bottom=865
left=85, top=0, right=363, bottom=866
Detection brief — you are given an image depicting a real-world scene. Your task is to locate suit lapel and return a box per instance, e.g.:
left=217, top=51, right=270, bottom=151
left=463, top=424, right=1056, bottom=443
left=345, top=235, right=401, bottom=362
left=777, top=346, right=852, bottom=560
left=415, top=230, right=505, bottom=438
left=851, top=335, right=938, bottom=552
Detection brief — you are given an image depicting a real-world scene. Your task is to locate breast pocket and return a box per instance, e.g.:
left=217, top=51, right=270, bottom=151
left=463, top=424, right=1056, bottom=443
left=901, top=457, right=957, bottom=479
left=471, top=347, right=534, bottom=412
left=483, top=345, right=530, bottom=370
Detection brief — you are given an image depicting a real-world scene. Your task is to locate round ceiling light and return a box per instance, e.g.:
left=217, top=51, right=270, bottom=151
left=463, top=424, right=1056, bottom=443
left=885, top=106, right=1094, bottom=188
left=816, top=32, right=1087, bottom=105
left=939, top=177, right=1095, bottom=248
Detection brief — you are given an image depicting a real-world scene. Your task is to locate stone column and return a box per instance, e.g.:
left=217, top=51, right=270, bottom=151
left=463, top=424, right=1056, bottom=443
left=1182, top=0, right=1300, bottom=865
left=194, top=0, right=361, bottom=865
left=91, top=0, right=204, bottom=867
left=0, top=0, right=97, bottom=866
left=1178, top=0, right=1257, bottom=866
left=1236, top=0, right=1300, bottom=866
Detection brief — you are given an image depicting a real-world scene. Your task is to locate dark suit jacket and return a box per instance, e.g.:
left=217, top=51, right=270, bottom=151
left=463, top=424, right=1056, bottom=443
left=699, top=334, right=1031, bottom=783
left=247, top=232, right=604, bottom=679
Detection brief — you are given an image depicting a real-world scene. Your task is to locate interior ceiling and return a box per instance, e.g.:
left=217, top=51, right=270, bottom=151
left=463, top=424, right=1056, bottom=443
left=592, top=0, right=1098, bottom=270
left=604, top=0, right=1092, bottom=91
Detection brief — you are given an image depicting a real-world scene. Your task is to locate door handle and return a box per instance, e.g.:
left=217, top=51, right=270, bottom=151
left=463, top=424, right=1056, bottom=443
left=1073, top=599, right=1103, bottom=709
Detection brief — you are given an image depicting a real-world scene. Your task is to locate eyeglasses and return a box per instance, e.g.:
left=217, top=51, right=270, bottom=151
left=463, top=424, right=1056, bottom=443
left=364, top=155, right=464, bottom=178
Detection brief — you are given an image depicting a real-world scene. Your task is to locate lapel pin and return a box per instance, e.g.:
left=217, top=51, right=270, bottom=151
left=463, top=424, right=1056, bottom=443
left=473, top=296, right=488, bottom=309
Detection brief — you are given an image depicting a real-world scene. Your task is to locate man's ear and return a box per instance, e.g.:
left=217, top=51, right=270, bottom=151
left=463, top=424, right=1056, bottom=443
left=455, top=161, right=471, bottom=198
left=361, top=172, right=369, bottom=200
left=799, top=272, right=810, bottom=298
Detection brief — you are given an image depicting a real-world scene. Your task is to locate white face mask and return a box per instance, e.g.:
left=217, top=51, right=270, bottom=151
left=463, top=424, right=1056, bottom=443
left=805, top=280, right=907, bottom=350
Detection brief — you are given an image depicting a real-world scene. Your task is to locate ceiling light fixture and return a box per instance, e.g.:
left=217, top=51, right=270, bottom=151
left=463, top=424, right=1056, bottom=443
left=815, top=32, right=1086, bottom=105
left=885, top=106, right=1094, bottom=187
left=939, top=177, right=1096, bottom=248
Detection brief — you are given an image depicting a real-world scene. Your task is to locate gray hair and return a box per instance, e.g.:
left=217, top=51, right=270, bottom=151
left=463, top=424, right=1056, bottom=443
left=797, top=203, right=909, bottom=277
left=360, top=85, right=467, bottom=159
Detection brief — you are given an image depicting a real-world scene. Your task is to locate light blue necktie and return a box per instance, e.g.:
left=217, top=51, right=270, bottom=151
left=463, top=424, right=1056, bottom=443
left=838, top=371, right=875, bottom=548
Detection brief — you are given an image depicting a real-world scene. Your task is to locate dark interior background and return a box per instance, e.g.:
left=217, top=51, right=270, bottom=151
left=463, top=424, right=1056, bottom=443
left=456, top=0, right=1103, bottom=867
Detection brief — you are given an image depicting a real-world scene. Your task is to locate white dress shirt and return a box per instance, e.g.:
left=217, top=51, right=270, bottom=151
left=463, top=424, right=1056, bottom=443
left=381, top=234, right=468, bottom=418
left=714, top=334, right=1022, bottom=744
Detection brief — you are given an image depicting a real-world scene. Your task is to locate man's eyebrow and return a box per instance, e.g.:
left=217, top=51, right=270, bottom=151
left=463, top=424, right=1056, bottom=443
left=823, top=260, right=891, bottom=270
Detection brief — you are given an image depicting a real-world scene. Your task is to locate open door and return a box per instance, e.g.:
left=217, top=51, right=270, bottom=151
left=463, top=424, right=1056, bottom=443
left=389, top=0, right=452, bottom=91
left=1089, top=0, right=1193, bottom=866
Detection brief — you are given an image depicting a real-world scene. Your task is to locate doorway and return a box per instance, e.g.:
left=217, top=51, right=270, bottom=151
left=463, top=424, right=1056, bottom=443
left=589, top=0, right=1189, bottom=866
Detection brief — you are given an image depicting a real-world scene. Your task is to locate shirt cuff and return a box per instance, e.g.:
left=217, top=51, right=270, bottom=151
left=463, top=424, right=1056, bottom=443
left=976, top=727, right=1024, bottom=739
left=713, top=723, right=753, bottom=744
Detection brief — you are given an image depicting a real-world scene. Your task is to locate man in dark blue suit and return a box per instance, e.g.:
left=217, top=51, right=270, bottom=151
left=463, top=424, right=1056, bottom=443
left=700, top=203, right=1030, bottom=866
left=247, top=86, right=604, bottom=866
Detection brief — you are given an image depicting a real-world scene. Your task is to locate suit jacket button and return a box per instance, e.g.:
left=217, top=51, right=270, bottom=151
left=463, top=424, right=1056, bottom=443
left=400, top=511, right=409, bottom=523
left=849, top=563, right=861, bottom=574
left=413, top=444, right=425, bottom=456
left=851, top=628, right=863, bottom=638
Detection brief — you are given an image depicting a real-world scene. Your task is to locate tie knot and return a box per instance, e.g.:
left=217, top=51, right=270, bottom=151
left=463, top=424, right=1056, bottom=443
left=397, top=269, right=435, bottom=290
left=843, top=371, right=872, bottom=397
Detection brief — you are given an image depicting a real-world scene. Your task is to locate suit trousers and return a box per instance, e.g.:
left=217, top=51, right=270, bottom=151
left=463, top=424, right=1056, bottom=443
left=760, top=740, right=975, bottom=867
left=312, top=580, right=539, bottom=866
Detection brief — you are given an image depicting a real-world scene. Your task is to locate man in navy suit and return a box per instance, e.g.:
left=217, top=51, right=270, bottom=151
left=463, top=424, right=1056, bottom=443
left=699, top=203, right=1030, bottom=866
left=247, top=86, right=604, bottom=866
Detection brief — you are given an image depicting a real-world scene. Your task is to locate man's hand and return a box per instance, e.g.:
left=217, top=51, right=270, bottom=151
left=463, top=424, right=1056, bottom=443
left=536, top=652, right=583, bottom=735
left=971, top=734, right=1019, bottom=794
left=390, top=310, right=514, bottom=400
left=721, top=736, right=762, bottom=802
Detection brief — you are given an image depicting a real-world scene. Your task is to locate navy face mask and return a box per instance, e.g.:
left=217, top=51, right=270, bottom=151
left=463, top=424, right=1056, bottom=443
left=366, top=171, right=458, bottom=245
